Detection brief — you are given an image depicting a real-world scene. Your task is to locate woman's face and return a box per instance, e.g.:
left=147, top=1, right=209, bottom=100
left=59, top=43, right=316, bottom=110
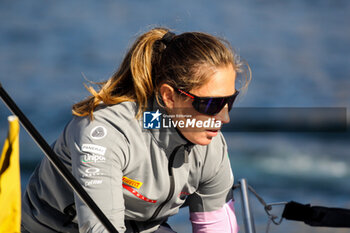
left=164, top=64, right=237, bottom=145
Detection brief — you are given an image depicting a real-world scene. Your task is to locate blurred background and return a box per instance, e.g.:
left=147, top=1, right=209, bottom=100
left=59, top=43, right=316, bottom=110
left=0, top=0, right=349, bottom=232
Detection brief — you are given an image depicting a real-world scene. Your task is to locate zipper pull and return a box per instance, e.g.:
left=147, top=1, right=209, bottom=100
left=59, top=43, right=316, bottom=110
left=184, top=143, right=193, bottom=163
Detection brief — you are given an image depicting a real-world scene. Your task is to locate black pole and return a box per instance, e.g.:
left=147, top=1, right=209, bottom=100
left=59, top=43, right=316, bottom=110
left=0, top=83, right=118, bottom=233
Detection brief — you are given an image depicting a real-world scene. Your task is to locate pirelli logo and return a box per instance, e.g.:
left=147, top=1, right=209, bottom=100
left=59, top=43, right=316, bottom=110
left=122, top=176, right=143, bottom=189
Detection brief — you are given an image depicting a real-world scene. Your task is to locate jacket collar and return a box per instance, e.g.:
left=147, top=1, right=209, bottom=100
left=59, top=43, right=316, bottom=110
left=144, top=98, right=194, bottom=153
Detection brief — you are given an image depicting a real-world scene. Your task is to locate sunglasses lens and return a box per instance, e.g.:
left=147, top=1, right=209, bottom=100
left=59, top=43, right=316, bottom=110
left=227, top=92, right=239, bottom=111
left=178, top=88, right=239, bottom=116
left=193, top=91, right=239, bottom=115
left=195, top=98, right=227, bottom=115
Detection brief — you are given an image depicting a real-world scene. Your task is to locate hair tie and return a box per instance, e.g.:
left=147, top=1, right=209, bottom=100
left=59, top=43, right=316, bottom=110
left=160, top=31, right=176, bottom=46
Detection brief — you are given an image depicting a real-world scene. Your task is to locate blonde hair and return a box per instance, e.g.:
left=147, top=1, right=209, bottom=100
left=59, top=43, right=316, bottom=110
left=72, top=27, right=251, bottom=119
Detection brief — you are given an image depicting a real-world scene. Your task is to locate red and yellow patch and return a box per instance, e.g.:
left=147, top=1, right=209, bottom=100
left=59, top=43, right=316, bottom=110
left=122, top=176, right=143, bottom=189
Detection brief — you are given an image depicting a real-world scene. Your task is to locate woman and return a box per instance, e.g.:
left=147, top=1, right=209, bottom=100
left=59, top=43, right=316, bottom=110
left=22, top=27, right=251, bottom=232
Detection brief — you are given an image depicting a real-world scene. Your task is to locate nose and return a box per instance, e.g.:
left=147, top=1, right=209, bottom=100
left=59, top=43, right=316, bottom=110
left=214, top=104, right=230, bottom=125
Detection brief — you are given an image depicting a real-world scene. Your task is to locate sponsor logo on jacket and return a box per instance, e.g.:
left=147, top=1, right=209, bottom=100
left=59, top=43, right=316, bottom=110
left=81, top=154, right=106, bottom=164
left=122, top=184, right=157, bottom=203
left=122, top=176, right=143, bottom=189
left=81, top=144, right=106, bottom=155
left=90, top=126, right=107, bottom=140
left=84, top=180, right=103, bottom=187
left=82, top=167, right=104, bottom=177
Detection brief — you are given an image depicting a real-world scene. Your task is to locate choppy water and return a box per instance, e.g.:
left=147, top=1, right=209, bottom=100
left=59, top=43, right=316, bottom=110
left=1, top=1, right=349, bottom=232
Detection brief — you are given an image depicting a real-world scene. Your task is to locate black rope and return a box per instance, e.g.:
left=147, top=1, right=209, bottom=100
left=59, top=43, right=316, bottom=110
left=282, top=201, right=350, bottom=228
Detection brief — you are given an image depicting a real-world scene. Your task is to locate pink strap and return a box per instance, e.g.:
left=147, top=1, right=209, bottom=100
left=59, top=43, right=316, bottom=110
left=190, top=200, right=239, bottom=233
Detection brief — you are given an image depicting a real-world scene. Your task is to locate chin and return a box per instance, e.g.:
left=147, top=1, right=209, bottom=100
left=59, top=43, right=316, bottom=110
left=180, top=129, right=218, bottom=146
left=188, top=133, right=215, bottom=145
left=195, top=138, right=213, bottom=146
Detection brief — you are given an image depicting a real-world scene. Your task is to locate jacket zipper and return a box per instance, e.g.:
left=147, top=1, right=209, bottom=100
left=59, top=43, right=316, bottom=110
left=148, top=145, right=183, bottom=221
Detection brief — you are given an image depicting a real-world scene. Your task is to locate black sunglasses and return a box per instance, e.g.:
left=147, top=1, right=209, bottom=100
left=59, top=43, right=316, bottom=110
left=175, top=88, right=239, bottom=116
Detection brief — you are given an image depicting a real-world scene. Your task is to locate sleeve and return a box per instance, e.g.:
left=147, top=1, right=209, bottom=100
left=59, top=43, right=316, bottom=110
left=68, top=118, right=129, bottom=233
left=187, top=134, right=238, bottom=233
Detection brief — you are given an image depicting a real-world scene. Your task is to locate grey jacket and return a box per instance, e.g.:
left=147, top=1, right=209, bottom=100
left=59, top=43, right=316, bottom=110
left=22, top=100, right=234, bottom=233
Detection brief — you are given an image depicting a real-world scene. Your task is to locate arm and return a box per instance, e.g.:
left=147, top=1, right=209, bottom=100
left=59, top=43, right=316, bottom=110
left=188, top=134, right=238, bottom=233
left=68, top=118, right=129, bottom=232
left=190, top=199, right=238, bottom=233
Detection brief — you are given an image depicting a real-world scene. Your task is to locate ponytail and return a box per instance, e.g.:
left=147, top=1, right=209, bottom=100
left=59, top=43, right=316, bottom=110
left=72, top=28, right=169, bottom=119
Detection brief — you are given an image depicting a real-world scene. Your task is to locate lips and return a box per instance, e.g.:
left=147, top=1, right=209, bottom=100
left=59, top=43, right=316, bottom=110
left=205, top=127, right=221, bottom=131
left=205, top=129, right=219, bottom=137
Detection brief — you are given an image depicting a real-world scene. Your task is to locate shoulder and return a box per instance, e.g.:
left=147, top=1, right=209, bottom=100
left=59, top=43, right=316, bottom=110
left=63, top=101, right=141, bottom=148
left=70, top=102, right=137, bottom=133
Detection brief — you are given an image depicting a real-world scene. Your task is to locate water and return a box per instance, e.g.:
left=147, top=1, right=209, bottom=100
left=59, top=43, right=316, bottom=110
left=1, top=1, right=349, bottom=232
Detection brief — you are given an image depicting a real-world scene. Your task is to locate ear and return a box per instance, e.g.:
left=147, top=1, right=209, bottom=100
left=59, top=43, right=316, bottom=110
left=160, top=84, right=176, bottom=109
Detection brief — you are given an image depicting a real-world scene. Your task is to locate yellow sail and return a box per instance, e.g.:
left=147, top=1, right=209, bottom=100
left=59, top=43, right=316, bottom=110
left=0, top=116, right=21, bottom=233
